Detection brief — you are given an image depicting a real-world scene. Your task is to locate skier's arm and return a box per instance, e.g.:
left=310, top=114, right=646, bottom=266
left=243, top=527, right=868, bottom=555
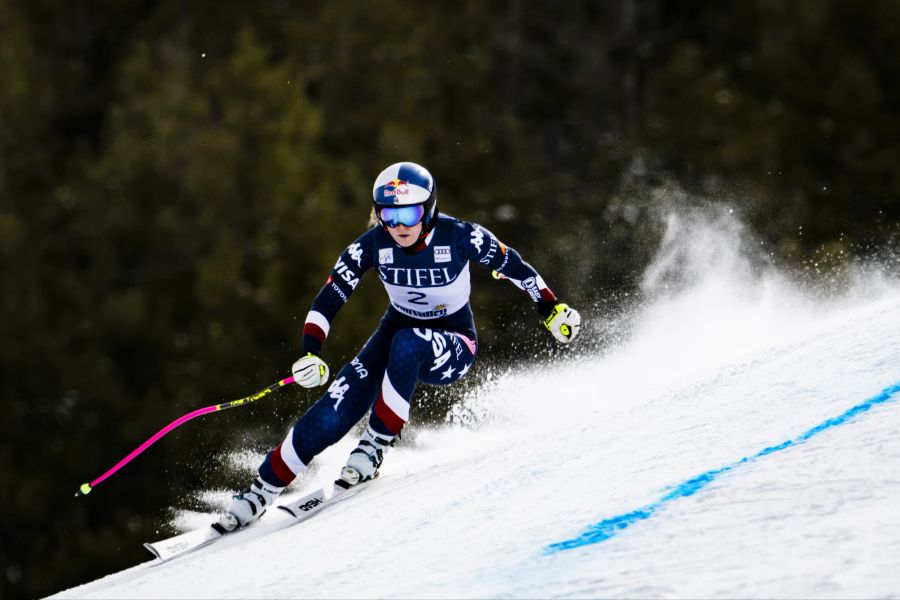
left=463, top=222, right=582, bottom=344
left=302, top=238, right=372, bottom=355
left=295, top=237, right=373, bottom=387
left=463, top=222, right=557, bottom=312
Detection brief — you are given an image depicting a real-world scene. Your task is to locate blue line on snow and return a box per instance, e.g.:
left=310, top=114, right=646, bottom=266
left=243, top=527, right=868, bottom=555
left=544, top=382, right=900, bottom=555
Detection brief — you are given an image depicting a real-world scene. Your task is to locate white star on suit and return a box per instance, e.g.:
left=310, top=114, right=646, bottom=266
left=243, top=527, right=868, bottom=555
left=441, top=365, right=456, bottom=380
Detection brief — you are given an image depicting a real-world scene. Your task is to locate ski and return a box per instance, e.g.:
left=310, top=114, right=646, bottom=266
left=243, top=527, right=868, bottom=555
left=143, top=487, right=326, bottom=562
left=277, top=477, right=366, bottom=518
left=144, top=481, right=369, bottom=562
left=142, top=520, right=230, bottom=561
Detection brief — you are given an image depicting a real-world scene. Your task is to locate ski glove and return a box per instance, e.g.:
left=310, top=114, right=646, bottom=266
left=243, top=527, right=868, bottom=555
left=291, top=352, right=330, bottom=388
left=543, top=303, right=581, bottom=344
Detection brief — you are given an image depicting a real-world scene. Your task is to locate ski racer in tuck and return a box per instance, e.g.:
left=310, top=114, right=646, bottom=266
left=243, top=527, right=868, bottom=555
left=219, top=161, right=583, bottom=531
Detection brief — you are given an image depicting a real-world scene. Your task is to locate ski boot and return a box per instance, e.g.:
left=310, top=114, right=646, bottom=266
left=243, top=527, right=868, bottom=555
left=217, top=477, right=285, bottom=532
left=338, top=426, right=395, bottom=489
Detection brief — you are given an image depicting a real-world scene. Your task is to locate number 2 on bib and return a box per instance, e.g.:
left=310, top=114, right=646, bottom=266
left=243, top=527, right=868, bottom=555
left=407, top=290, right=428, bottom=305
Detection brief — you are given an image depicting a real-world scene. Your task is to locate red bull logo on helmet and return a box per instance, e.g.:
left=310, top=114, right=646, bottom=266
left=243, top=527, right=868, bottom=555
left=383, top=179, right=409, bottom=197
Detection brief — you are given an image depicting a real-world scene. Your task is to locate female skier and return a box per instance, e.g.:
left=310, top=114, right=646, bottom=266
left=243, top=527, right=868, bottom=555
left=219, top=162, right=582, bottom=530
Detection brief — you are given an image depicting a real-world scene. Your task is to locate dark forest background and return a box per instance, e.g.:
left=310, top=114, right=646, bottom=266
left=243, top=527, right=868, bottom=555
left=1, top=1, right=898, bottom=598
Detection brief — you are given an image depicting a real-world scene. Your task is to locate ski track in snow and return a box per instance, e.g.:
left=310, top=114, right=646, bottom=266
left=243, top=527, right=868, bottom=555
left=52, top=221, right=900, bottom=599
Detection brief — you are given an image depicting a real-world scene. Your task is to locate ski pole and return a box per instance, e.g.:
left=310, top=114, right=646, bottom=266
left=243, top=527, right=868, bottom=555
left=75, top=375, right=297, bottom=497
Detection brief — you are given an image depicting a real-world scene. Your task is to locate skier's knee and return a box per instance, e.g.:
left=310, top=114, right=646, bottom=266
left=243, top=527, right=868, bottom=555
left=390, top=329, right=430, bottom=364
left=296, top=403, right=345, bottom=463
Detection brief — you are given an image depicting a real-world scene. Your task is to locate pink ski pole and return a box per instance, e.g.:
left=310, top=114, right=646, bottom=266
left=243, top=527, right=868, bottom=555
left=75, top=376, right=296, bottom=496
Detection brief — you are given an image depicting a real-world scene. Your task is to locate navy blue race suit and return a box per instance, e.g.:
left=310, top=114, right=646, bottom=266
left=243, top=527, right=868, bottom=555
left=259, top=213, right=557, bottom=486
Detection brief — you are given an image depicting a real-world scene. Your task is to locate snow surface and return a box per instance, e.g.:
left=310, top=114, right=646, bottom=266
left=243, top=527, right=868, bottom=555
left=53, top=213, right=900, bottom=599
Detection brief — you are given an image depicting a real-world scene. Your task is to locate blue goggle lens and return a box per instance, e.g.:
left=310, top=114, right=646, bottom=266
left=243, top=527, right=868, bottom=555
left=378, top=204, right=425, bottom=227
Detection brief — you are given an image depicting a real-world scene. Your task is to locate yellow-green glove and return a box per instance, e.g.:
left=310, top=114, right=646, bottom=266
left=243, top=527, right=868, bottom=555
left=543, top=303, right=581, bottom=344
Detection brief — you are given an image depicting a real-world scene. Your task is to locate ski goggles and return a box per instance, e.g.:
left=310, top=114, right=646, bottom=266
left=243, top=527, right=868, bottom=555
left=378, top=204, right=425, bottom=228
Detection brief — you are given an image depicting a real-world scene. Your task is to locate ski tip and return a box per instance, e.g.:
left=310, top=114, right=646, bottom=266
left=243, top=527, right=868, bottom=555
left=75, top=483, right=92, bottom=497
left=143, top=542, right=162, bottom=560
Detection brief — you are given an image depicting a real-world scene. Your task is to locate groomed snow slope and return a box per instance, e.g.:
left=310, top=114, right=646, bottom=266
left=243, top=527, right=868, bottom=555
left=54, top=213, right=900, bottom=599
